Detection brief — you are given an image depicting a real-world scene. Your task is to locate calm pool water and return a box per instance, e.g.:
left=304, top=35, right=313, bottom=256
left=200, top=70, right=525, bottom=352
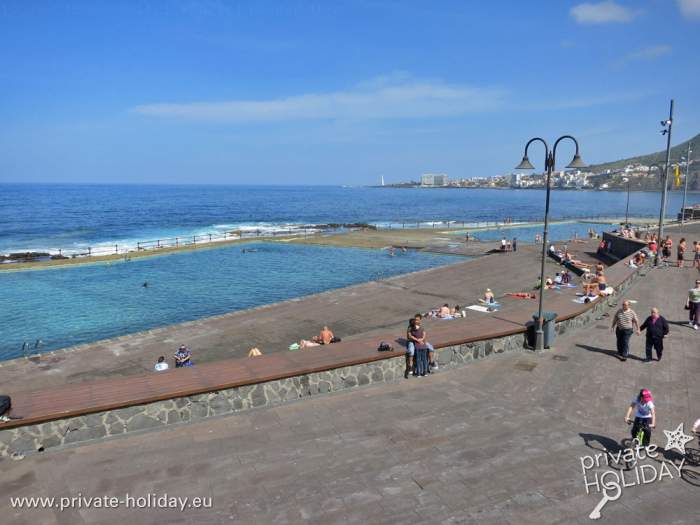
left=0, top=243, right=461, bottom=360
left=450, top=221, right=617, bottom=242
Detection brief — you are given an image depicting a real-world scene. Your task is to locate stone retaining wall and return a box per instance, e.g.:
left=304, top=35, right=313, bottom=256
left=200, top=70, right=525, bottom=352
left=0, top=267, right=643, bottom=459
left=602, top=232, right=647, bottom=261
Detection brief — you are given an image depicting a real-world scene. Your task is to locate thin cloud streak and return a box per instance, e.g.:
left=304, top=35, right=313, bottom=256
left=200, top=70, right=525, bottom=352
left=570, top=1, right=638, bottom=24
left=131, top=79, right=507, bottom=122
left=678, top=0, right=700, bottom=18
left=612, top=44, right=672, bottom=69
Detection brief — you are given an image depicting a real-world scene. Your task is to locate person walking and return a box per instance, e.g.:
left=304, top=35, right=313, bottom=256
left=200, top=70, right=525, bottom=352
left=677, top=238, right=687, bottom=268
left=512, top=237, right=517, bottom=252
left=639, top=307, right=669, bottom=362
left=687, top=279, right=700, bottom=330
left=611, top=300, right=640, bottom=361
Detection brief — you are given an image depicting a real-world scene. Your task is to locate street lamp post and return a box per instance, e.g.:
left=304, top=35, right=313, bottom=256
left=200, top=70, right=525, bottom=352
left=515, top=135, right=586, bottom=350
left=656, top=99, right=674, bottom=266
left=681, top=143, right=692, bottom=229
left=622, top=177, right=630, bottom=225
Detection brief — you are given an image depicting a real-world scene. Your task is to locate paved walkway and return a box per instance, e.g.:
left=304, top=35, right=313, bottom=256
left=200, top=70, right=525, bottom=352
left=2, top=260, right=698, bottom=524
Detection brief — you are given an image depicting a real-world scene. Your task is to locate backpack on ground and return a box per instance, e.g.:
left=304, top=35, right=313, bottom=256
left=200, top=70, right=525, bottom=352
left=0, top=395, right=10, bottom=416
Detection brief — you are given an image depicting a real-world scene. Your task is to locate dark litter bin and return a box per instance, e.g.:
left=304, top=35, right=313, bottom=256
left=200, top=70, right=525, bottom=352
left=528, top=311, right=558, bottom=349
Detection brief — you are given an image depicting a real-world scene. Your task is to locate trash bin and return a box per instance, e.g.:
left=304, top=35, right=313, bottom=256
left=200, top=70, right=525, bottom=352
left=531, top=311, right=558, bottom=349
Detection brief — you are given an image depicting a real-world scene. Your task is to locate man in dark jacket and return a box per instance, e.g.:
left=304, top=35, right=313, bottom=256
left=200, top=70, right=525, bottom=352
left=639, top=307, right=670, bottom=362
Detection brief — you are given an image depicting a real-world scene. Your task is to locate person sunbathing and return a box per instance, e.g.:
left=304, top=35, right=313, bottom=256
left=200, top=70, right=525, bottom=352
left=312, top=326, right=335, bottom=345
left=438, top=304, right=451, bottom=317
left=561, top=270, right=571, bottom=284
left=506, top=292, right=536, bottom=299
left=481, top=289, right=495, bottom=303
left=300, top=339, right=321, bottom=349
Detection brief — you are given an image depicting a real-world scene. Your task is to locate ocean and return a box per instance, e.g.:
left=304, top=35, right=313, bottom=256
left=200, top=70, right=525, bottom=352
left=0, top=184, right=691, bottom=255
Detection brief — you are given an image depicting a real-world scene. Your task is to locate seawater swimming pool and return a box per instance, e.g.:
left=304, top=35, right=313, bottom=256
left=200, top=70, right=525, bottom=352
left=450, top=221, right=616, bottom=243
left=0, top=243, right=462, bottom=360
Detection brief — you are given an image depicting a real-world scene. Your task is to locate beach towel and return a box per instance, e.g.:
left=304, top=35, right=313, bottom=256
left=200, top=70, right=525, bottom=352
left=288, top=343, right=300, bottom=351
left=467, top=304, right=498, bottom=313
left=573, top=296, right=598, bottom=304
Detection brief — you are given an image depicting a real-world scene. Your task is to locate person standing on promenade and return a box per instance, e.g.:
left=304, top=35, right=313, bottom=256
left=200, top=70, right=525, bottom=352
left=693, top=241, right=700, bottom=269
left=611, top=300, right=640, bottom=361
left=677, top=238, right=687, bottom=268
left=639, top=307, right=669, bottom=362
left=687, top=279, right=700, bottom=330
left=407, top=315, right=430, bottom=377
left=405, top=318, right=416, bottom=379
left=512, top=237, right=517, bottom=252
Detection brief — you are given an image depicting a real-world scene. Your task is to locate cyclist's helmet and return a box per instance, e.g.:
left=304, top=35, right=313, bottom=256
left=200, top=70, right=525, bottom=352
left=639, top=389, right=653, bottom=402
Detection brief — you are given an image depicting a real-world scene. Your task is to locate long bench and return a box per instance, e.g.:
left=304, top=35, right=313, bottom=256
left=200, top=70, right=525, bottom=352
left=0, top=252, right=642, bottom=437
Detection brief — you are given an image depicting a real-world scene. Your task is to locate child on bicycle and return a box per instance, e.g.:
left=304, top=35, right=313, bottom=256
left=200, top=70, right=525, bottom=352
left=624, top=388, right=656, bottom=446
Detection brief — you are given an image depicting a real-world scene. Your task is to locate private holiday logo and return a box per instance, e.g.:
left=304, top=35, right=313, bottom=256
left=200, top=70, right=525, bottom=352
left=579, top=422, right=695, bottom=520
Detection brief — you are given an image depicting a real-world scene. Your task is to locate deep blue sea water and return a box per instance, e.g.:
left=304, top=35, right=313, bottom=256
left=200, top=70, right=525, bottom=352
left=0, top=243, right=460, bottom=360
left=0, top=184, right=691, bottom=255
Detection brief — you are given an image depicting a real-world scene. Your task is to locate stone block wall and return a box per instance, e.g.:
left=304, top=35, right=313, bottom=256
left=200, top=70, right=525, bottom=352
left=602, top=232, right=647, bottom=261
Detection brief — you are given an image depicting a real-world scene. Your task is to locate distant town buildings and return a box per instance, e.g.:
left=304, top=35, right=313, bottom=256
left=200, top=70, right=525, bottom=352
left=420, top=173, right=448, bottom=187
left=384, top=158, right=695, bottom=191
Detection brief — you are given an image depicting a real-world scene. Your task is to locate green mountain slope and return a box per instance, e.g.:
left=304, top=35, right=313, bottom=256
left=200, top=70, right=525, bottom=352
left=589, top=132, right=699, bottom=173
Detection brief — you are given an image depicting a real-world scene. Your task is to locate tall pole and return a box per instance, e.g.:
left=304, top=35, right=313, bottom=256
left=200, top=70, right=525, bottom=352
left=656, top=99, right=674, bottom=266
left=681, top=142, right=691, bottom=228
left=535, top=154, right=553, bottom=351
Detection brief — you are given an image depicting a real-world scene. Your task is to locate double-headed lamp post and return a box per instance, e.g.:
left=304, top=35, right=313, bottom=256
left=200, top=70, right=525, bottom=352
left=515, top=135, right=587, bottom=351
left=622, top=177, right=631, bottom=225
left=681, top=144, right=693, bottom=229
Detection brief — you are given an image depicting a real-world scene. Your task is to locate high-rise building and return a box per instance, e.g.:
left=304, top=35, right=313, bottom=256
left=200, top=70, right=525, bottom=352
left=421, top=173, right=448, bottom=187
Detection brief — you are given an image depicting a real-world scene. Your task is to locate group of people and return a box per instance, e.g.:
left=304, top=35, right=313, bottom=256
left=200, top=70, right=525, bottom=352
left=424, top=303, right=464, bottom=319
left=645, top=234, right=700, bottom=268
left=154, top=344, right=193, bottom=371
left=387, top=246, right=408, bottom=257
left=500, top=237, right=517, bottom=252
left=610, top=277, right=700, bottom=363
left=298, top=326, right=340, bottom=349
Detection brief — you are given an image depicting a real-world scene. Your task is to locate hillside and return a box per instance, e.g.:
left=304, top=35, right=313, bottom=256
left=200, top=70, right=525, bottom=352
left=589, top=132, right=700, bottom=173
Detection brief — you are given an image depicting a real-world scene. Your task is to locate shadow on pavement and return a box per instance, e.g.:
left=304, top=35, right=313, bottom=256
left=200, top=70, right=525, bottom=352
left=576, top=344, right=622, bottom=360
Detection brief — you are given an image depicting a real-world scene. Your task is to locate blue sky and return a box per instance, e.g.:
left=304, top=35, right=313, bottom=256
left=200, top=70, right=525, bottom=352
left=1, top=0, right=699, bottom=185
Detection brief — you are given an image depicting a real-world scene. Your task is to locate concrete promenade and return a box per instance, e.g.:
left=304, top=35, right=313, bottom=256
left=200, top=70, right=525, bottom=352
left=2, top=260, right=698, bottom=523
left=0, top=241, right=569, bottom=392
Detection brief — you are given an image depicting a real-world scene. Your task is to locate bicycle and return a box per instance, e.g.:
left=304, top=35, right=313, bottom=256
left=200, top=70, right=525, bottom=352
left=626, top=417, right=652, bottom=447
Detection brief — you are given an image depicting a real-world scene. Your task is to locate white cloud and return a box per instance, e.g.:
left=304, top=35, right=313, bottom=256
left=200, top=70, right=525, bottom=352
left=570, top=1, right=637, bottom=24
left=626, top=45, right=672, bottom=61
left=678, top=0, right=700, bottom=18
left=131, top=77, right=507, bottom=122
left=612, top=45, right=672, bottom=68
